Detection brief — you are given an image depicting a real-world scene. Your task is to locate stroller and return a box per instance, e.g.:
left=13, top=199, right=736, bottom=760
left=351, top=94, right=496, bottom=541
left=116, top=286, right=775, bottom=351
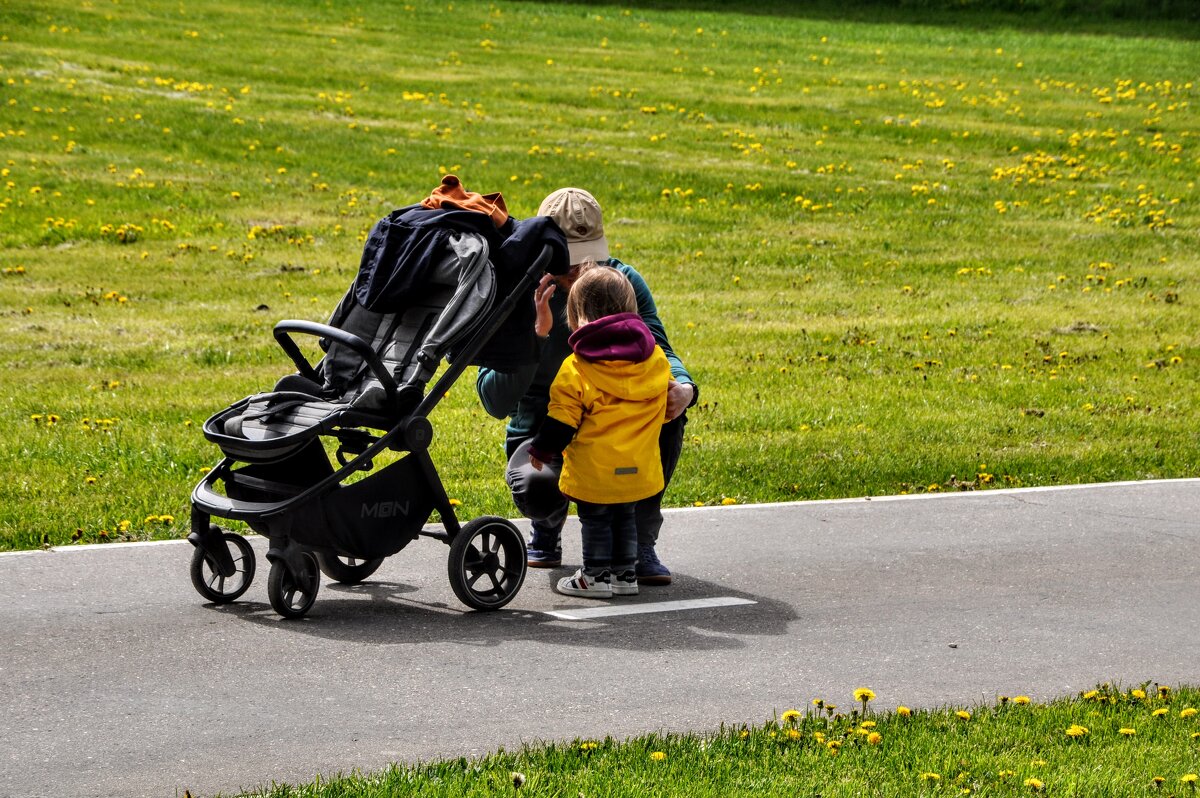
left=187, top=195, right=568, bottom=619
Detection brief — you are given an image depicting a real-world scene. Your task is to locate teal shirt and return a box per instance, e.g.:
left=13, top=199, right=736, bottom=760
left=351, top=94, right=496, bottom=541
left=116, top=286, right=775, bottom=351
left=476, top=259, right=694, bottom=441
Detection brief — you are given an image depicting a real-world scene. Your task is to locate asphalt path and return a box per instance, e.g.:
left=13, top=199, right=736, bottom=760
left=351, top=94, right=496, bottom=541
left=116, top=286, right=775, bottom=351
left=2, top=479, right=1198, bottom=798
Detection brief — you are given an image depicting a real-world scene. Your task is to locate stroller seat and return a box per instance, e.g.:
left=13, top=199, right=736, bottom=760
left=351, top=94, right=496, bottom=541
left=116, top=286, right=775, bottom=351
left=203, top=230, right=495, bottom=463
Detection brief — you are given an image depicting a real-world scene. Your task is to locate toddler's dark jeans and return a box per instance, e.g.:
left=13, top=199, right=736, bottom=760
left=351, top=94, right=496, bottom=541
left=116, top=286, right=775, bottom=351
left=575, top=499, right=637, bottom=576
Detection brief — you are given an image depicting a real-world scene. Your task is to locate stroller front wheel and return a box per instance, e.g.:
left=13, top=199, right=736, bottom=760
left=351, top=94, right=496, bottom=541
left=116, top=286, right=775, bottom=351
left=190, top=531, right=256, bottom=604
left=447, top=516, right=527, bottom=611
left=267, top=550, right=320, bottom=619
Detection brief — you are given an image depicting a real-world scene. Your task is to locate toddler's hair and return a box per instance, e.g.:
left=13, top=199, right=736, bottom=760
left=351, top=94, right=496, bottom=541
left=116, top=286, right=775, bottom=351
left=566, top=262, right=636, bottom=330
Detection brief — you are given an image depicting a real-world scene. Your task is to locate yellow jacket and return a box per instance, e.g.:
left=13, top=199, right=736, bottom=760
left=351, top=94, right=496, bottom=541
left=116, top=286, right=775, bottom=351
left=544, top=339, right=670, bottom=505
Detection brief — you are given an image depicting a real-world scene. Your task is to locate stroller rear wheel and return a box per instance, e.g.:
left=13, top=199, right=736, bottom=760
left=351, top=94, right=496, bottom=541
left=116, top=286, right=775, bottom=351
left=267, top=550, right=320, bottom=619
left=190, top=531, right=256, bottom=604
left=315, top=552, right=385, bottom=585
left=447, top=516, right=527, bottom=611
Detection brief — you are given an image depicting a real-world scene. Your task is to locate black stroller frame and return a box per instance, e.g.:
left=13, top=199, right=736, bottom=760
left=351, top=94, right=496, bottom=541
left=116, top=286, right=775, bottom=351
left=187, top=244, right=554, bottom=619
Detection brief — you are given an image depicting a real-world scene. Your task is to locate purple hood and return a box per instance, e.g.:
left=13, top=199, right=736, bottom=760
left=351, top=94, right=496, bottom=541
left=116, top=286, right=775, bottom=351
left=568, top=312, right=655, bottom=362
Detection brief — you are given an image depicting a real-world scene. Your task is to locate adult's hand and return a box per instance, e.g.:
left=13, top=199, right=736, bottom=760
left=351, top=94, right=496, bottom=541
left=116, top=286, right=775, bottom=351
left=666, top=380, right=695, bottom=421
left=534, top=273, right=557, bottom=337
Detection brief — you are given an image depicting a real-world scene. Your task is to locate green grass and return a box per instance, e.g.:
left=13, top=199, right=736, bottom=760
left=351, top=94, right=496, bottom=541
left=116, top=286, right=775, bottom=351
left=1, top=0, right=1198, bottom=550
left=233, top=683, right=1200, bottom=797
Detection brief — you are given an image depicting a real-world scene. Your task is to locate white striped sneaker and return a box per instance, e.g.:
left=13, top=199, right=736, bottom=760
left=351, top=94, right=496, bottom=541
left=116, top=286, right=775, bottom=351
left=555, top=569, right=612, bottom=599
left=609, top=569, right=639, bottom=596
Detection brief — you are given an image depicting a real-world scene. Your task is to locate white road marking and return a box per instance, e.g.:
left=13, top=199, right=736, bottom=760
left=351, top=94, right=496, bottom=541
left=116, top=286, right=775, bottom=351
left=544, top=596, right=756, bottom=621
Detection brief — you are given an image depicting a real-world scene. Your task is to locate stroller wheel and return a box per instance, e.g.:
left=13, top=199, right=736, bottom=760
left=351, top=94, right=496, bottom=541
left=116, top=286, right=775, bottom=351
left=315, top=552, right=384, bottom=585
left=190, top=531, right=256, bottom=604
left=267, top=551, right=320, bottom=619
left=447, top=516, right=527, bottom=611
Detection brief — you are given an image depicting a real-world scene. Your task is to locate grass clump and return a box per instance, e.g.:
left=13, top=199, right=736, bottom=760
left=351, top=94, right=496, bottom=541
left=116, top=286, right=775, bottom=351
left=230, top=683, right=1200, bottom=797
left=1, top=0, right=1198, bottom=550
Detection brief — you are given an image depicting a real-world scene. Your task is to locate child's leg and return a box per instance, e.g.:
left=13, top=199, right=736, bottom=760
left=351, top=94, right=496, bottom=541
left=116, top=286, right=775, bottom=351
left=575, top=500, right=613, bottom=575
left=609, top=502, right=639, bottom=596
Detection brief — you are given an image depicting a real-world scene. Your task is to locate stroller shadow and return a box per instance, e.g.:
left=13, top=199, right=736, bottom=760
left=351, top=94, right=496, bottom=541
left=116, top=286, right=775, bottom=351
left=208, top=572, right=795, bottom=653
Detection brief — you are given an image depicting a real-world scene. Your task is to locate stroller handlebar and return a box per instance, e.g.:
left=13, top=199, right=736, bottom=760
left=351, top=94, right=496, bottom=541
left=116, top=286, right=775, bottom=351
left=272, top=320, right=399, bottom=403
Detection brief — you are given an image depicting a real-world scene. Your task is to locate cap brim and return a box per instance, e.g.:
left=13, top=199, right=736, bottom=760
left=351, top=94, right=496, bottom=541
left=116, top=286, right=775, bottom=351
left=567, top=236, right=609, bottom=265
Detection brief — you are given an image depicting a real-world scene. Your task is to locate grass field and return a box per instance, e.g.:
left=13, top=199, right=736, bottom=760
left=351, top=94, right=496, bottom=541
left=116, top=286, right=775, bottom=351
left=1, top=0, right=1197, bottom=550
left=237, top=683, right=1200, bottom=797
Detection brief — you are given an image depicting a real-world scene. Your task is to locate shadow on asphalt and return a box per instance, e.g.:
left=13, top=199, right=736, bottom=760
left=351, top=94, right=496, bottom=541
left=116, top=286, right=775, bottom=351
left=203, top=572, right=796, bottom=651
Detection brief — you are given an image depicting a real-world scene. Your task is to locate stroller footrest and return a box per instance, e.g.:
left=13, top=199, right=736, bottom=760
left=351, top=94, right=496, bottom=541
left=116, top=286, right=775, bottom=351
left=192, top=477, right=294, bottom=521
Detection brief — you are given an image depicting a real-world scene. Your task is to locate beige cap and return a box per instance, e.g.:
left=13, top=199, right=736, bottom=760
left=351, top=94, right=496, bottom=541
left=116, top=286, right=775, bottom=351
left=537, top=187, right=609, bottom=264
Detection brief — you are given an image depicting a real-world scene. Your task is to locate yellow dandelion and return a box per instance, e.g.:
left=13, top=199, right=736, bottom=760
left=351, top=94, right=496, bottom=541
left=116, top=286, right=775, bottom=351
left=787, top=728, right=801, bottom=740
left=921, top=773, right=941, bottom=782
left=1119, top=728, right=1136, bottom=736
left=1181, top=708, right=1197, bottom=718
left=854, top=688, right=876, bottom=703
left=1131, top=689, right=1147, bottom=700
left=956, top=710, right=971, bottom=721
left=867, top=731, right=882, bottom=745
left=1014, top=696, right=1031, bottom=705
left=1025, top=777, right=1044, bottom=791
left=1183, top=774, right=1198, bottom=785
left=897, top=706, right=912, bottom=717
left=649, top=751, right=666, bottom=761
left=781, top=709, right=801, bottom=723
left=1065, top=724, right=1089, bottom=738
left=1153, top=708, right=1169, bottom=718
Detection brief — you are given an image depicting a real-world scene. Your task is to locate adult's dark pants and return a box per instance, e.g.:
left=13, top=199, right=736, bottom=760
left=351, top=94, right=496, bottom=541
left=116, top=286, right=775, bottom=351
left=505, top=413, right=688, bottom=547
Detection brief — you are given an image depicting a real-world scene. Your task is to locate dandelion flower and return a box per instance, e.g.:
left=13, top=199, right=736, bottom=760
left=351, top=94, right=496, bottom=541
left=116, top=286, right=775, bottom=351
left=1025, top=777, right=1044, bottom=791
left=1065, top=724, right=1089, bottom=738
left=956, top=710, right=971, bottom=721
left=781, top=709, right=801, bottom=723
left=1153, top=776, right=1166, bottom=785
left=1182, top=774, right=1198, bottom=785
left=921, top=772, right=941, bottom=782
left=1132, top=689, right=1147, bottom=700
left=787, top=728, right=801, bottom=740
left=1119, top=728, right=1136, bottom=736
left=897, top=706, right=912, bottom=717
left=1014, top=696, right=1031, bottom=705
left=1153, top=708, right=1169, bottom=718
left=1181, top=708, right=1197, bottom=718
left=867, top=732, right=882, bottom=745
left=854, top=688, right=876, bottom=703
left=650, top=751, right=666, bottom=761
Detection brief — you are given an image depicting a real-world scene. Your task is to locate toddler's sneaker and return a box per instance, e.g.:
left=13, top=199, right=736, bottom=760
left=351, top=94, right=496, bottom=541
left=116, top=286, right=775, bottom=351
left=609, top=569, right=639, bottom=596
left=526, top=529, right=562, bottom=568
left=555, top=569, right=612, bottom=599
left=636, top=543, right=672, bottom=585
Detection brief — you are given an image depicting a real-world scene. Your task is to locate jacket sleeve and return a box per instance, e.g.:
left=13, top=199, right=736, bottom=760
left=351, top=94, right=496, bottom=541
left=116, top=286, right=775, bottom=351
left=475, top=361, right=538, bottom=420
left=528, top=417, right=576, bottom=463
left=618, top=263, right=696, bottom=391
left=529, top=360, right=584, bottom=459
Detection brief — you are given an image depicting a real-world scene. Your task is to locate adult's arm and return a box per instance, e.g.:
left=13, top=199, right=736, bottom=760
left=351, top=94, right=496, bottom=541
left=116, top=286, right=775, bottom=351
left=617, top=262, right=699, bottom=417
left=475, top=361, right=538, bottom=420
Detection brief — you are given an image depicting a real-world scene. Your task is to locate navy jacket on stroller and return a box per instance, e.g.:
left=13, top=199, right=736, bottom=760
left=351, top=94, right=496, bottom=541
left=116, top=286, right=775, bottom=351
left=188, top=200, right=569, bottom=619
